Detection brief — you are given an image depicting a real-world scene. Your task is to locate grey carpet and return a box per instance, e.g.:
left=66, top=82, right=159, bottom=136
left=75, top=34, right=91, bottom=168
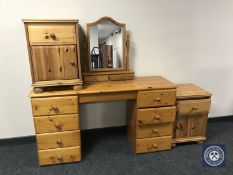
left=0, top=117, right=232, bottom=175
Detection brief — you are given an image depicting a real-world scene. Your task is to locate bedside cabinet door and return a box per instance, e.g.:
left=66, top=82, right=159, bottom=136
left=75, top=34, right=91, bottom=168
left=31, top=46, right=64, bottom=81
left=31, top=45, right=78, bottom=81
left=189, top=113, right=208, bottom=137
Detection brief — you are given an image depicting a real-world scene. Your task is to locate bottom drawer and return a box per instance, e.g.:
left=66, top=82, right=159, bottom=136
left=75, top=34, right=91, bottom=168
left=38, top=146, right=81, bottom=166
left=136, top=136, right=172, bottom=153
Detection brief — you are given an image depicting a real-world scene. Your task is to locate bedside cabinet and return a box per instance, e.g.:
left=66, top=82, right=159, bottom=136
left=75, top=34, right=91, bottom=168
left=173, top=84, right=211, bottom=145
left=23, top=19, right=83, bottom=92
left=30, top=91, right=81, bottom=166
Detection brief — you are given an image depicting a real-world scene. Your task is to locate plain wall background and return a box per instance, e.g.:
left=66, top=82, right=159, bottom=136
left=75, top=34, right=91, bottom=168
left=0, top=0, right=233, bottom=139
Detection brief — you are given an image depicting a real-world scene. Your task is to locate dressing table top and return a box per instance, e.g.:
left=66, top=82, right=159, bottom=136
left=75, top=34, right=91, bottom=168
left=30, top=76, right=176, bottom=98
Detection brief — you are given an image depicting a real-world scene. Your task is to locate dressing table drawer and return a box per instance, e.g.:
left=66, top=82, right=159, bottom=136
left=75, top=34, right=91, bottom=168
left=136, top=136, right=172, bottom=153
left=137, top=106, right=176, bottom=125
left=37, top=130, right=80, bottom=150
left=28, top=24, right=77, bottom=45
left=109, top=74, right=134, bottom=81
left=137, top=123, right=173, bottom=139
left=38, top=146, right=81, bottom=166
left=34, top=114, right=79, bottom=134
left=137, top=89, right=176, bottom=108
left=31, top=96, right=78, bottom=116
left=84, top=75, right=109, bottom=82
left=177, top=99, right=211, bottom=114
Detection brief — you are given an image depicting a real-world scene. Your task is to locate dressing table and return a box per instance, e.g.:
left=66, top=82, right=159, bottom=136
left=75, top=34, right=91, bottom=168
left=24, top=17, right=211, bottom=166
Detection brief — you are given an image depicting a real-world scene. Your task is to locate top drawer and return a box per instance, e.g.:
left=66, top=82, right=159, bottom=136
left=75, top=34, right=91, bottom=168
left=27, top=24, right=77, bottom=45
left=31, top=96, right=78, bottom=116
left=177, top=99, right=211, bottom=114
left=137, top=89, right=176, bottom=108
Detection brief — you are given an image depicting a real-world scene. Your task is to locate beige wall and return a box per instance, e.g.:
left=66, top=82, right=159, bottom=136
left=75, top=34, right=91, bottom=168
left=0, top=0, right=233, bottom=138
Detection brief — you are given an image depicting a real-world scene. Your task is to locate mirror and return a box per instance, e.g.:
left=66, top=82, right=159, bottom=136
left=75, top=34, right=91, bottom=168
left=87, top=17, right=126, bottom=71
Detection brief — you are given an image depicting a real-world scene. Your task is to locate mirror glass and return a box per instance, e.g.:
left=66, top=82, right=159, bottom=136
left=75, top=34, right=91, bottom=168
left=89, top=19, right=124, bottom=70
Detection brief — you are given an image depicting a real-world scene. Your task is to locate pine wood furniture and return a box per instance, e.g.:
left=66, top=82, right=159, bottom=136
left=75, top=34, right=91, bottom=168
left=30, top=76, right=176, bottom=165
left=173, top=84, right=211, bottom=146
left=23, top=19, right=83, bottom=93
left=83, top=17, right=134, bottom=82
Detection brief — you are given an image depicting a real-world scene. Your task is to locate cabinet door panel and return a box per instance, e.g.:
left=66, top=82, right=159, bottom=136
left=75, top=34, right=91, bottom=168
left=175, top=115, right=189, bottom=138
left=31, top=46, right=64, bottom=81
left=62, top=45, right=78, bottom=79
left=190, top=113, right=207, bottom=137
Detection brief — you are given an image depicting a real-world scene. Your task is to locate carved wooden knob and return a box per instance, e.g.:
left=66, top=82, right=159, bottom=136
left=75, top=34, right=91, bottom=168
left=154, top=97, right=161, bottom=102
left=50, top=33, right=57, bottom=40
left=152, top=144, right=158, bottom=148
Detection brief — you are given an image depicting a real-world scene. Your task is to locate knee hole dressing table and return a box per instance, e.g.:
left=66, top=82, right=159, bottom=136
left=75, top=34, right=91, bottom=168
left=23, top=18, right=211, bottom=166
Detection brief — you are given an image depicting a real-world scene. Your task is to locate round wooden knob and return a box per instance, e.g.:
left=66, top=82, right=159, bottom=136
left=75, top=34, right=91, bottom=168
left=192, top=107, right=198, bottom=111
left=154, top=97, right=161, bottom=102
left=65, top=48, right=69, bottom=52
left=70, top=61, right=75, bottom=66
left=153, top=129, right=159, bottom=134
left=57, top=155, right=63, bottom=162
left=51, top=105, right=59, bottom=111
left=138, top=120, right=143, bottom=124
left=55, top=122, right=62, bottom=130
left=44, top=35, right=49, bottom=39
left=153, top=144, right=158, bottom=148
left=154, top=114, right=160, bottom=120
left=56, top=139, right=63, bottom=147
left=50, top=33, right=57, bottom=40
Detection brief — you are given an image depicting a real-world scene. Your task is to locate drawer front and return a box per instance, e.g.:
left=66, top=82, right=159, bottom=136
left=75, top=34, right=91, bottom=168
left=136, top=136, right=172, bottom=153
left=84, top=75, right=109, bottom=82
left=177, top=99, right=211, bottom=114
left=28, top=24, right=77, bottom=45
left=137, top=106, right=176, bottom=125
left=109, top=74, right=134, bottom=81
left=38, top=146, right=81, bottom=166
left=137, top=123, right=173, bottom=139
left=137, top=89, right=176, bottom=108
left=31, top=96, right=78, bottom=116
left=37, top=130, right=80, bottom=150
left=34, top=114, right=79, bottom=134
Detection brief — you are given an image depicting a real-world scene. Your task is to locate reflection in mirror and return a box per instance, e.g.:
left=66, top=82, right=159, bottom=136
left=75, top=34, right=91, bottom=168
left=89, top=20, right=123, bottom=69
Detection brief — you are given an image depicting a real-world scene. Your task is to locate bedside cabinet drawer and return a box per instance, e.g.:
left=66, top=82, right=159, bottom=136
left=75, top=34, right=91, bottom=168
left=28, top=24, right=77, bottom=45
left=136, top=136, right=172, bottom=153
left=37, top=130, right=80, bottom=150
left=137, top=106, right=176, bottom=125
left=177, top=99, right=211, bottom=114
left=31, top=96, right=78, bottom=116
left=34, top=114, right=79, bottom=134
left=137, top=89, right=176, bottom=108
left=38, top=146, right=81, bottom=166
left=137, top=123, right=173, bottom=139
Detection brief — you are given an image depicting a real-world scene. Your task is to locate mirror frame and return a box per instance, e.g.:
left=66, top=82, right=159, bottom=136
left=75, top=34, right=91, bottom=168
left=86, top=16, right=128, bottom=72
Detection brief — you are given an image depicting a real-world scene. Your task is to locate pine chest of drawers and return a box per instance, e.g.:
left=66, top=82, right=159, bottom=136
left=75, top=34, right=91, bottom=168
left=23, top=19, right=83, bottom=92
left=173, top=84, right=211, bottom=145
left=30, top=90, right=81, bottom=166
left=128, top=88, right=176, bottom=153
